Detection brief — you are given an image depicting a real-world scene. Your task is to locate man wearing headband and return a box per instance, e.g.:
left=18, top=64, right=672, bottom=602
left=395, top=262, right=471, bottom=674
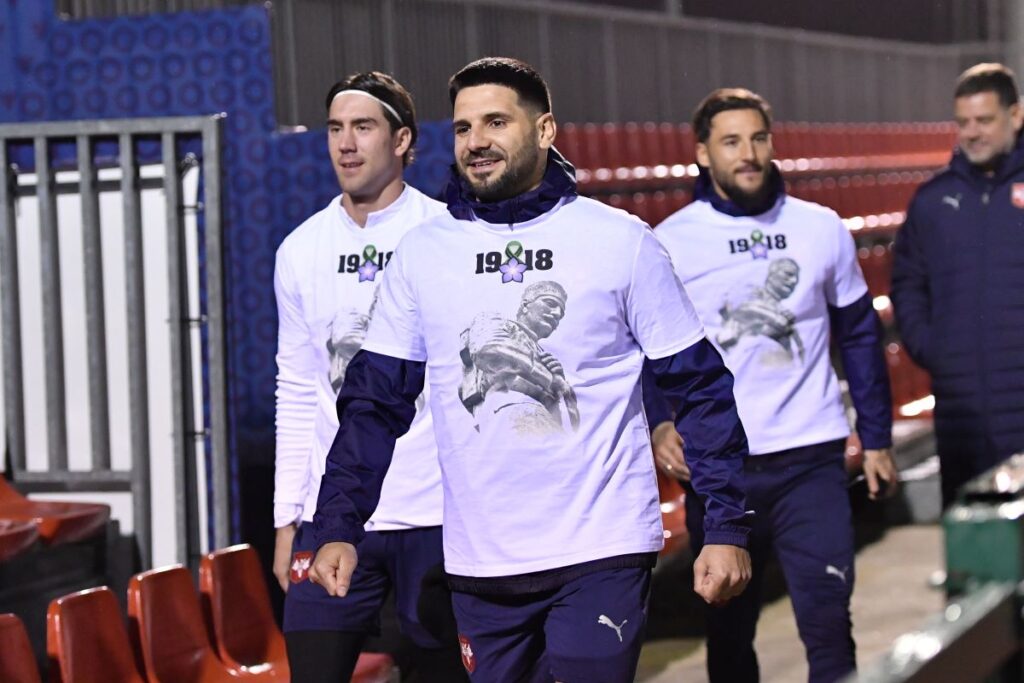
left=273, top=71, right=463, bottom=682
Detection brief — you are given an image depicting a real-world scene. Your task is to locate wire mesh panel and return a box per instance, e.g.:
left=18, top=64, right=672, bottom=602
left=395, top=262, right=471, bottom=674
left=0, top=116, right=227, bottom=569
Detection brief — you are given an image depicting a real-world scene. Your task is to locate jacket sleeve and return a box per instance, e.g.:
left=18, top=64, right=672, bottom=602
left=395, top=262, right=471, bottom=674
left=828, top=293, right=893, bottom=449
left=890, top=205, right=934, bottom=368
left=647, top=338, right=752, bottom=548
left=273, top=249, right=316, bottom=528
left=311, top=349, right=425, bottom=549
left=641, top=360, right=673, bottom=429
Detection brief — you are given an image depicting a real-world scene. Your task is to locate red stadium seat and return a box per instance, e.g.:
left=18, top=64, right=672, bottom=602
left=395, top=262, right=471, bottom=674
left=0, top=519, right=39, bottom=562
left=0, top=613, right=41, bottom=683
left=47, top=587, right=146, bottom=683
left=0, top=477, right=109, bottom=545
left=554, top=123, right=583, bottom=169
left=199, top=545, right=288, bottom=678
left=128, top=564, right=275, bottom=682
left=657, top=472, right=688, bottom=557
left=579, top=123, right=603, bottom=170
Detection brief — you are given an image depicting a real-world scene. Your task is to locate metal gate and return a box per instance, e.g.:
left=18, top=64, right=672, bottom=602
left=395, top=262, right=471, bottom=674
left=0, top=115, right=228, bottom=568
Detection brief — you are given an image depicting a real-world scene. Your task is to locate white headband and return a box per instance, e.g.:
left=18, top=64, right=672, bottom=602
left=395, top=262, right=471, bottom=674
left=331, top=89, right=403, bottom=126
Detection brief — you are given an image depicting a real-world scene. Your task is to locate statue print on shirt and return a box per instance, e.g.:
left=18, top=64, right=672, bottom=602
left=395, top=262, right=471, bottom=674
left=458, top=280, right=581, bottom=437
left=327, top=291, right=425, bottom=410
left=716, top=257, right=805, bottom=366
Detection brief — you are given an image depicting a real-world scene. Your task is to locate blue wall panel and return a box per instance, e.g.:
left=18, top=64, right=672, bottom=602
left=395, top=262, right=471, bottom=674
left=0, top=1, right=456, bottom=542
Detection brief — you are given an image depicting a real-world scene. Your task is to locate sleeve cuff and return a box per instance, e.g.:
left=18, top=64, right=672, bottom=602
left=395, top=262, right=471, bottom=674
left=273, top=503, right=304, bottom=529
left=703, top=527, right=751, bottom=549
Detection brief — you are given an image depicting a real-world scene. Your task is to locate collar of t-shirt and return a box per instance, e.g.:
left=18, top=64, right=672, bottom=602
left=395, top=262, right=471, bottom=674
left=335, top=183, right=413, bottom=232
left=444, top=147, right=578, bottom=226
left=693, top=164, right=785, bottom=217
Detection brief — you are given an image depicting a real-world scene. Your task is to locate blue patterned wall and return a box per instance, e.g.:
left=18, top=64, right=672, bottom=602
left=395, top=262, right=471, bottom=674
left=0, top=1, right=456, bottom=541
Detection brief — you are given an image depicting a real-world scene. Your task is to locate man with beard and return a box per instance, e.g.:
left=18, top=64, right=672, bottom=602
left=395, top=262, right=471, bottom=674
left=892, top=63, right=1024, bottom=507
left=308, top=58, right=753, bottom=682
left=273, top=72, right=464, bottom=682
left=648, top=88, right=899, bottom=683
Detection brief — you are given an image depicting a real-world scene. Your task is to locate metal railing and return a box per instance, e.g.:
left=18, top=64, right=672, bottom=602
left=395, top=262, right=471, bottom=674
left=0, top=115, right=228, bottom=568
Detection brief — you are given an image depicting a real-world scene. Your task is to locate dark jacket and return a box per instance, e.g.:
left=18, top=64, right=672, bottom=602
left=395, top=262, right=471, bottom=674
left=891, top=138, right=1024, bottom=475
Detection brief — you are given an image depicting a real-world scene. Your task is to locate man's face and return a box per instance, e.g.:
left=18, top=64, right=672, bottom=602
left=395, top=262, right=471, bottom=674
left=765, top=260, right=799, bottom=300
left=955, top=91, right=1023, bottom=169
left=453, top=84, right=552, bottom=202
left=696, top=108, right=774, bottom=209
left=326, top=93, right=408, bottom=200
left=518, top=294, right=565, bottom=339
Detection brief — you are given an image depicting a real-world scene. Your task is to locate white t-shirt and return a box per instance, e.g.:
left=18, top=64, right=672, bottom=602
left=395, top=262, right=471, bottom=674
left=655, top=195, right=868, bottom=455
left=273, top=186, right=447, bottom=530
left=362, top=196, right=706, bottom=577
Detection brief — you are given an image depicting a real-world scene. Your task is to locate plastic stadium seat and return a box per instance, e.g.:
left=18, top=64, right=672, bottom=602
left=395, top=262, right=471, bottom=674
left=47, top=587, right=146, bottom=683
left=128, top=564, right=274, bottom=682
left=199, top=545, right=288, bottom=679
left=200, top=545, right=397, bottom=683
left=0, top=519, right=39, bottom=562
left=553, top=123, right=582, bottom=169
left=657, top=472, right=688, bottom=557
left=579, top=122, right=603, bottom=170
left=0, top=613, right=41, bottom=683
left=0, top=477, right=109, bottom=545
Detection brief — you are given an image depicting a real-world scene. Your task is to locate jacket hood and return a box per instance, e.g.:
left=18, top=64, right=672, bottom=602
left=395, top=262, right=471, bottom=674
left=693, top=164, right=786, bottom=217
left=445, top=147, right=578, bottom=225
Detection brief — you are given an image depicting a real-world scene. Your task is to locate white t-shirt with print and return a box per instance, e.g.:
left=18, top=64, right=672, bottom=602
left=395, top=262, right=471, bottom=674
left=655, top=196, right=868, bottom=455
left=362, top=196, right=706, bottom=577
left=274, top=186, right=447, bottom=530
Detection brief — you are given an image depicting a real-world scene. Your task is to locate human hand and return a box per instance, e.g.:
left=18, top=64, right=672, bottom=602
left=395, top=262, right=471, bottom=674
left=863, top=448, right=900, bottom=500
left=308, top=542, right=359, bottom=597
left=652, top=421, right=690, bottom=481
left=272, top=524, right=298, bottom=592
left=693, top=544, right=752, bottom=604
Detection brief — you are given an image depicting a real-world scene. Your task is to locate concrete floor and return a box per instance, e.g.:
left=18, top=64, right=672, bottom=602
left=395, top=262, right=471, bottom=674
left=638, top=525, right=946, bottom=682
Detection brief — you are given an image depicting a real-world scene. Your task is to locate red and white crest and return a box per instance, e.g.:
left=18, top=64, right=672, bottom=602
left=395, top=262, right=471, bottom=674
left=1012, top=183, right=1024, bottom=208
left=458, top=634, right=476, bottom=673
left=290, top=551, right=313, bottom=583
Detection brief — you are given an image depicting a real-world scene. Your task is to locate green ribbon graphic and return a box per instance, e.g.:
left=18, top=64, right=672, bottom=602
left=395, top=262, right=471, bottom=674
left=750, top=229, right=764, bottom=244
left=504, top=240, right=524, bottom=263
left=362, top=244, right=378, bottom=263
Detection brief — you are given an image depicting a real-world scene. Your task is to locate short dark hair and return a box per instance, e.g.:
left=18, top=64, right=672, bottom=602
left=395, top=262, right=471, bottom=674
left=324, top=71, right=418, bottom=166
left=955, top=63, right=1020, bottom=109
left=692, top=88, right=773, bottom=143
left=448, top=57, right=551, bottom=114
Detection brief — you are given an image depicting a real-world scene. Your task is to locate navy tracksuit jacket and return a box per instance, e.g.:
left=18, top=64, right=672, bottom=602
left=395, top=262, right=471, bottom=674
left=892, top=138, right=1024, bottom=505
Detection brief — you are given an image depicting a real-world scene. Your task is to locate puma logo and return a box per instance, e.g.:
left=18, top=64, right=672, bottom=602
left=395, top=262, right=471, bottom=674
left=942, top=194, right=961, bottom=210
left=826, top=564, right=849, bottom=584
left=597, top=614, right=627, bottom=642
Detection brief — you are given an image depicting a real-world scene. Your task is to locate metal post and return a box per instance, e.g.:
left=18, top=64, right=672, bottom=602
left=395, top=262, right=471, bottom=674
left=36, top=137, right=69, bottom=472
left=120, top=133, right=152, bottom=567
left=164, top=134, right=200, bottom=566
left=0, top=142, right=26, bottom=472
left=202, top=116, right=231, bottom=549
left=77, top=135, right=111, bottom=472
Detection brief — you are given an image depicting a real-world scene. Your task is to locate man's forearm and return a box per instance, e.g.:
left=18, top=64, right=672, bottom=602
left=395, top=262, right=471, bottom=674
left=647, top=338, right=752, bottom=547
left=312, top=350, right=425, bottom=549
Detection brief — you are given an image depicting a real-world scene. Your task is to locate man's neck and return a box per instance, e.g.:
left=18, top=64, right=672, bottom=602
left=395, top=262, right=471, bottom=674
left=341, top=176, right=405, bottom=227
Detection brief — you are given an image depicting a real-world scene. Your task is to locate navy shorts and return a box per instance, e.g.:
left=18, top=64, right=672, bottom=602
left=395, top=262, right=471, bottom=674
left=283, top=523, right=445, bottom=648
left=451, top=567, right=651, bottom=683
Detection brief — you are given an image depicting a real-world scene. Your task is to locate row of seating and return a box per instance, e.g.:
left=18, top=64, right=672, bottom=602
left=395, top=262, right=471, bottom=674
left=0, top=545, right=396, bottom=683
left=0, top=477, right=111, bottom=563
left=597, top=170, right=925, bottom=231
left=555, top=121, right=955, bottom=174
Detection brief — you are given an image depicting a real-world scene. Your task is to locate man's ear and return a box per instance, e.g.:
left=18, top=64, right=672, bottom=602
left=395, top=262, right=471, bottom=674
left=1010, top=102, right=1024, bottom=133
left=394, top=126, right=413, bottom=159
left=696, top=142, right=710, bottom=168
left=537, top=112, right=556, bottom=150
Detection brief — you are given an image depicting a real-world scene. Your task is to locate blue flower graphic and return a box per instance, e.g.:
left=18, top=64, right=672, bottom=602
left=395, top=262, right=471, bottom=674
left=499, top=257, right=527, bottom=284
left=357, top=260, right=380, bottom=282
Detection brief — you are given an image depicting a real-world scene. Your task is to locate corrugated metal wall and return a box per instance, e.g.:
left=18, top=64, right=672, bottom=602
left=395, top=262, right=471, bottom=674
left=56, top=0, right=1006, bottom=127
